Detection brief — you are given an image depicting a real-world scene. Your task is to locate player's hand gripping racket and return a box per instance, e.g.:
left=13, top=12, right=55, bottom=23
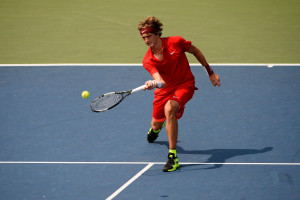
left=90, top=84, right=146, bottom=112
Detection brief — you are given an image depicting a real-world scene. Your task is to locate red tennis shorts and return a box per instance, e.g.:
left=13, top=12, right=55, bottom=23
left=152, top=84, right=196, bottom=122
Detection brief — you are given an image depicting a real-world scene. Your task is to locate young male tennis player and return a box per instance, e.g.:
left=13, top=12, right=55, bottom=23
left=138, top=16, right=221, bottom=172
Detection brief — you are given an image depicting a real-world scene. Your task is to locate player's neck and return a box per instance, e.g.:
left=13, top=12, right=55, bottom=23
left=151, top=38, right=162, bottom=54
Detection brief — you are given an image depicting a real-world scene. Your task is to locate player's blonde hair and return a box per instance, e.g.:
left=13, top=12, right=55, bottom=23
left=138, top=16, right=163, bottom=36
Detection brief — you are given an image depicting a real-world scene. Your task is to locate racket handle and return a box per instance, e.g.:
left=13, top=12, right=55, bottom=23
left=131, top=85, right=146, bottom=93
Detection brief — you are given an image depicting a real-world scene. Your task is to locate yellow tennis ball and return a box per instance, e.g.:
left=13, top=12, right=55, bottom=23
left=81, top=91, right=90, bottom=99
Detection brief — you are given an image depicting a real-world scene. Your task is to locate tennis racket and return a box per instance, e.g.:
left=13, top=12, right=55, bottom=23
left=90, top=84, right=146, bottom=112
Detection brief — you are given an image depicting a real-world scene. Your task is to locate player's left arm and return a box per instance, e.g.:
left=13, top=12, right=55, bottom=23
left=187, top=44, right=221, bottom=87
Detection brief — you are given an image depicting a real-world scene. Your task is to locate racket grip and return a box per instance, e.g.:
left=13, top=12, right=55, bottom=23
left=132, top=85, right=146, bottom=93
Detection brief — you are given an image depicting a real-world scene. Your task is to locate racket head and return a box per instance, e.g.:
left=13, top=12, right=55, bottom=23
left=90, top=92, right=125, bottom=112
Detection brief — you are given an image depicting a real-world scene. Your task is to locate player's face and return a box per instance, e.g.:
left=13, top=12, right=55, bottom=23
left=141, top=33, right=159, bottom=48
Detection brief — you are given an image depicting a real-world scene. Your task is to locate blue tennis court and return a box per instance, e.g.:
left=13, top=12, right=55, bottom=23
left=0, top=64, right=299, bottom=199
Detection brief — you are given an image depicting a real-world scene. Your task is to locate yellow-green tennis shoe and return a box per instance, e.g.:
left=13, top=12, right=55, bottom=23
left=163, top=153, right=180, bottom=172
left=147, top=121, right=165, bottom=143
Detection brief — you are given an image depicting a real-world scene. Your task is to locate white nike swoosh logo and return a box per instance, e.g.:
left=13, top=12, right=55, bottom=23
left=141, top=30, right=147, bottom=34
left=170, top=50, right=176, bottom=55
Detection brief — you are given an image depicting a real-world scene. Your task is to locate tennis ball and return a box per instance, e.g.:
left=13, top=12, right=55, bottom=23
left=81, top=91, right=90, bottom=99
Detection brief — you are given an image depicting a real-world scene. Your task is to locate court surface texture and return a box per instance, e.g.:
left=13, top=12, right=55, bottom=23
left=0, top=64, right=299, bottom=200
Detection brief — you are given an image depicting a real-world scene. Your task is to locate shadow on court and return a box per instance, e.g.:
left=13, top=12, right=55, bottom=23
left=155, top=141, right=273, bottom=169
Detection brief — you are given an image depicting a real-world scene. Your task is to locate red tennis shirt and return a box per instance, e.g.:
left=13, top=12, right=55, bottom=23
left=143, top=36, right=195, bottom=95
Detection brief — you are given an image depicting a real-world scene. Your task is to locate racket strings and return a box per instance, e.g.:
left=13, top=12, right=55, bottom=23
left=92, top=93, right=123, bottom=111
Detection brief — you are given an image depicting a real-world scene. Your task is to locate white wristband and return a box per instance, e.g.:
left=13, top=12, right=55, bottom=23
left=153, top=80, right=162, bottom=88
left=156, top=81, right=162, bottom=88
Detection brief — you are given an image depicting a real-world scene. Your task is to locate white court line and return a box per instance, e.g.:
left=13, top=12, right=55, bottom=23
left=0, top=63, right=299, bottom=67
left=0, top=161, right=299, bottom=165
left=106, top=163, right=154, bottom=200
left=1, top=161, right=299, bottom=199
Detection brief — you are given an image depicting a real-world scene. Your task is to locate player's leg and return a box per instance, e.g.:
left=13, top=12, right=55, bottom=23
left=163, top=100, right=180, bottom=172
left=147, top=94, right=167, bottom=143
left=164, top=100, right=179, bottom=150
left=151, top=119, right=165, bottom=131
left=162, top=86, right=195, bottom=172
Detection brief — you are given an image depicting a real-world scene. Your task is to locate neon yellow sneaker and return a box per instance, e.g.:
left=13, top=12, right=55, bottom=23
left=147, top=121, right=165, bottom=143
left=163, top=153, right=180, bottom=172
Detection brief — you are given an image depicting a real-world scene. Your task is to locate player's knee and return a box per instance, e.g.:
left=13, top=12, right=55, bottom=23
left=164, top=100, right=179, bottom=119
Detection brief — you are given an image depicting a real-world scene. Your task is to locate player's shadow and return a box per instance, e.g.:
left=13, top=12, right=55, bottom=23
left=154, top=141, right=273, bottom=170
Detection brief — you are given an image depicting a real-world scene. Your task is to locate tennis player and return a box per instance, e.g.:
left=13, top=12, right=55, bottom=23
left=138, top=16, right=220, bottom=172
